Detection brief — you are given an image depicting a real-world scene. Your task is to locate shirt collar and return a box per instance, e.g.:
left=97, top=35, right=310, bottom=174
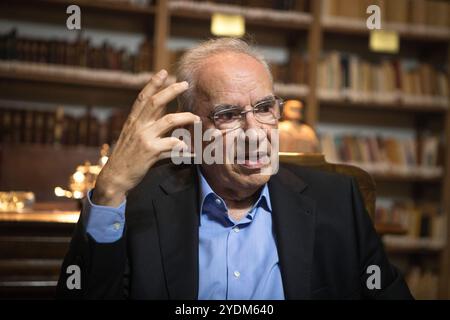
left=196, top=166, right=272, bottom=216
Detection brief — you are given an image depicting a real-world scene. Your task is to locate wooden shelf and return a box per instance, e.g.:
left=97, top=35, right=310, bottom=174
left=376, top=224, right=408, bottom=235
left=333, top=162, right=444, bottom=183
left=0, top=61, right=172, bottom=106
left=0, top=60, right=309, bottom=104
left=0, top=210, right=79, bottom=225
left=274, top=83, right=309, bottom=99
left=0, top=0, right=155, bottom=33
left=383, top=235, right=445, bottom=254
left=318, top=90, right=449, bottom=112
left=371, top=172, right=443, bottom=183
left=319, top=96, right=449, bottom=114
left=322, top=16, right=450, bottom=42
left=0, top=61, right=156, bottom=90
left=169, top=1, right=312, bottom=30
left=33, top=0, right=155, bottom=15
left=168, top=1, right=312, bottom=46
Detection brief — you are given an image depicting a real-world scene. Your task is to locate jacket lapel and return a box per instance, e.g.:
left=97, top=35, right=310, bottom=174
left=150, top=164, right=316, bottom=300
left=152, top=165, right=200, bottom=299
left=269, top=166, right=316, bottom=299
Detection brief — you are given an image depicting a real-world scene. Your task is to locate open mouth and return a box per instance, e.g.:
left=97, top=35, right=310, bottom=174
left=235, top=152, right=271, bottom=169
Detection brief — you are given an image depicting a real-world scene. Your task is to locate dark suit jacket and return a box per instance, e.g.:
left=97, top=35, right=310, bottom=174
left=56, top=163, right=413, bottom=299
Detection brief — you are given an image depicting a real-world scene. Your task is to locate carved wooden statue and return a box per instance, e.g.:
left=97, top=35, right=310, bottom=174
left=279, top=100, right=319, bottom=153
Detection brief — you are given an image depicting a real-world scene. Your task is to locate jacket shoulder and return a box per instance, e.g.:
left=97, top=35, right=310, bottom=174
left=129, top=162, right=193, bottom=195
left=279, top=162, right=353, bottom=188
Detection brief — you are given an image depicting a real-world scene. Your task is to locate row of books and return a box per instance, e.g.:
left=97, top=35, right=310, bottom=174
left=271, top=52, right=309, bottom=85
left=0, top=30, right=153, bottom=73
left=319, top=133, right=442, bottom=176
left=173, top=0, right=310, bottom=12
left=322, top=0, right=450, bottom=28
left=0, top=107, right=128, bottom=147
left=168, top=49, right=309, bottom=85
left=318, top=52, right=449, bottom=106
left=375, top=201, right=445, bottom=240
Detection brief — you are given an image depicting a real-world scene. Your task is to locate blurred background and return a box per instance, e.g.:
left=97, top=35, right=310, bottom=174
left=0, top=0, right=449, bottom=299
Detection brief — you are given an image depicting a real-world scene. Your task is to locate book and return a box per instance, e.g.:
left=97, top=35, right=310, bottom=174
left=318, top=51, right=449, bottom=106
left=376, top=200, right=444, bottom=247
left=386, top=0, right=409, bottom=24
left=321, top=0, right=449, bottom=29
left=318, top=132, right=442, bottom=176
left=0, top=30, right=155, bottom=74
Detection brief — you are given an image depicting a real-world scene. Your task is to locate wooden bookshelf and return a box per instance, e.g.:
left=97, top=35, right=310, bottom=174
left=0, top=61, right=308, bottom=105
left=318, top=90, right=449, bottom=113
left=0, top=0, right=449, bottom=298
left=322, top=16, right=450, bottom=42
left=383, top=236, right=446, bottom=254
left=0, top=62, right=141, bottom=107
left=33, top=0, right=156, bottom=15
left=320, top=99, right=448, bottom=114
left=0, top=0, right=156, bottom=33
left=168, top=0, right=312, bottom=30
left=317, top=0, right=450, bottom=299
left=371, top=172, right=443, bottom=184
left=375, top=223, right=408, bottom=235
left=0, top=61, right=156, bottom=91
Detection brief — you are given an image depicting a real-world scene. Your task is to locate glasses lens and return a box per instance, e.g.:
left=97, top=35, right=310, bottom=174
left=214, top=108, right=242, bottom=129
left=254, top=98, right=280, bottom=124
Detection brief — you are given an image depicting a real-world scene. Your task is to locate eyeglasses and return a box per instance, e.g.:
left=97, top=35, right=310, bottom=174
left=208, top=96, right=283, bottom=130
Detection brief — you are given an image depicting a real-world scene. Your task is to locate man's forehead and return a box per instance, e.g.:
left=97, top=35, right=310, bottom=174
left=195, top=53, right=272, bottom=105
left=199, top=53, right=268, bottom=78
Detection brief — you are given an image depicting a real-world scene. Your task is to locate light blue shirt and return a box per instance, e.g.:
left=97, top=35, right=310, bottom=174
left=83, top=168, right=284, bottom=300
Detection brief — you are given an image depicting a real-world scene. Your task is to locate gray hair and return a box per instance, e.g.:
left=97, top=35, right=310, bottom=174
left=176, top=38, right=273, bottom=112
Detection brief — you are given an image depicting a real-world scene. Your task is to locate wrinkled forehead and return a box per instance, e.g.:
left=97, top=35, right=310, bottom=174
left=195, top=52, right=273, bottom=110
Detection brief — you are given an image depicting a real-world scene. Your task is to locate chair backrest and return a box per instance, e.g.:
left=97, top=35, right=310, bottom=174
left=279, top=152, right=376, bottom=219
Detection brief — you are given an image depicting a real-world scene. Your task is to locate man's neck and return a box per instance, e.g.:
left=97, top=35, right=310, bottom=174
left=199, top=168, right=261, bottom=222
left=221, top=192, right=259, bottom=222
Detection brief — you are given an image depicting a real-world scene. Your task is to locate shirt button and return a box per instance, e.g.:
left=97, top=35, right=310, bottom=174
left=113, top=222, right=121, bottom=230
left=234, top=271, right=241, bottom=278
left=215, top=198, right=222, bottom=205
left=233, top=226, right=240, bottom=233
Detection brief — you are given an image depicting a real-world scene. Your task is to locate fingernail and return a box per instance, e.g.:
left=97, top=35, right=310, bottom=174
left=180, top=81, right=189, bottom=88
left=158, top=69, right=168, bottom=78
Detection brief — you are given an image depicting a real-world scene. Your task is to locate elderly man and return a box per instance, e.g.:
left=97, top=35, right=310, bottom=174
left=57, top=38, right=412, bottom=300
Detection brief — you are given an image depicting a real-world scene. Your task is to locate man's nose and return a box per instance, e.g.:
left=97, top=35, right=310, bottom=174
left=242, top=108, right=260, bottom=129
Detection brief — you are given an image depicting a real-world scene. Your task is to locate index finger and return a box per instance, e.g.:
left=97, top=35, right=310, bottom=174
left=129, top=69, right=168, bottom=119
left=137, top=81, right=190, bottom=122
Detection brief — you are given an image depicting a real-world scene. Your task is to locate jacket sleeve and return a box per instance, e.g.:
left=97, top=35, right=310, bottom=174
left=55, top=204, right=129, bottom=299
left=350, top=177, right=414, bottom=300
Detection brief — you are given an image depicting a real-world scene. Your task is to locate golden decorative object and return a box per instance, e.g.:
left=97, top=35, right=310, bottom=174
left=54, top=144, right=110, bottom=200
left=0, top=191, right=35, bottom=212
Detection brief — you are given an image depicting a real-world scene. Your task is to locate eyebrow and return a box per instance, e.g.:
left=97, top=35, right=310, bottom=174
left=212, top=95, right=274, bottom=112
